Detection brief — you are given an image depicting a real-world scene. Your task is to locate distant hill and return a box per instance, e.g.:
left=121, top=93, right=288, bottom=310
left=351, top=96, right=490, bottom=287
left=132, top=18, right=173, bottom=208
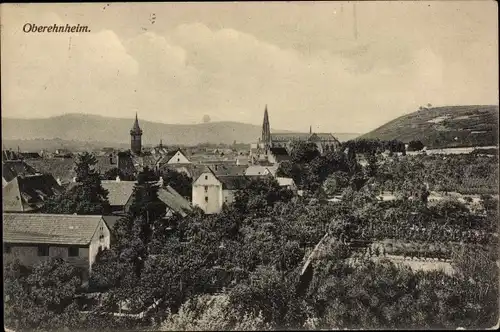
left=360, top=105, right=499, bottom=148
left=1, top=114, right=360, bottom=150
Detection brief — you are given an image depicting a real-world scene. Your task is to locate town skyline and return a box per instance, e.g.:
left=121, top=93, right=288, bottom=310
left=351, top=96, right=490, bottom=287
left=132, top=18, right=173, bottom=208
left=2, top=2, right=498, bottom=133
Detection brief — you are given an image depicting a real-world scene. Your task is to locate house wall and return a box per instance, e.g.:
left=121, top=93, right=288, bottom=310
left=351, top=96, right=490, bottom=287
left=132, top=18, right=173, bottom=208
left=88, top=218, right=111, bottom=271
left=222, top=189, right=237, bottom=205
left=167, top=151, right=191, bottom=164
left=3, top=243, right=90, bottom=276
left=192, top=172, right=223, bottom=214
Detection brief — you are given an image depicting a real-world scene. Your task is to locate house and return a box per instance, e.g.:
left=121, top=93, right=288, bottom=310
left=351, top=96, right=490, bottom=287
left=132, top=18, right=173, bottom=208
left=24, top=158, right=75, bottom=186
left=161, top=149, right=191, bottom=165
left=268, top=147, right=291, bottom=164
left=157, top=184, right=193, bottom=217
left=3, top=160, right=39, bottom=185
left=54, top=149, right=73, bottom=158
left=3, top=174, right=63, bottom=212
left=209, top=164, right=248, bottom=177
left=95, top=152, right=137, bottom=177
left=101, top=178, right=192, bottom=217
left=245, top=165, right=278, bottom=177
left=192, top=170, right=251, bottom=214
left=276, top=177, right=297, bottom=192
left=3, top=213, right=111, bottom=280
left=101, top=180, right=136, bottom=214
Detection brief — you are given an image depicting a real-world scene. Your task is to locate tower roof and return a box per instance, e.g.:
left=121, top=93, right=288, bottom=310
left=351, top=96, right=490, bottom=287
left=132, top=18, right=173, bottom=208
left=262, top=105, right=270, bottom=145
left=130, top=112, right=143, bottom=134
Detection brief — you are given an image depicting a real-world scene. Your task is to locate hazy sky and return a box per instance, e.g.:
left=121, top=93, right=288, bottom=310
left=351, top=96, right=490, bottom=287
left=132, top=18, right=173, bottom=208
left=1, top=1, right=498, bottom=133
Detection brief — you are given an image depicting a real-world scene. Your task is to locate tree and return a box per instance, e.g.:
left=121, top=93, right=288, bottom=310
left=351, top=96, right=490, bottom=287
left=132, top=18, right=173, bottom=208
left=4, top=259, right=83, bottom=331
left=322, top=171, right=349, bottom=196
left=290, top=141, right=321, bottom=164
left=42, top=152, right=110, bottom=215
left=234, top=177, right=293, bottom=214
left=160, top=169, right=193, bottom=199
left=407, top=140, right=425, bottom=152
left=104, top=167, right=136, bottom=181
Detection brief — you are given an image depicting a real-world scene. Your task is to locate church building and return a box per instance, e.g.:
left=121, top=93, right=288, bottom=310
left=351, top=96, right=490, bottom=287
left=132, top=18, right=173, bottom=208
left=250, top=105, right=340, bottom=164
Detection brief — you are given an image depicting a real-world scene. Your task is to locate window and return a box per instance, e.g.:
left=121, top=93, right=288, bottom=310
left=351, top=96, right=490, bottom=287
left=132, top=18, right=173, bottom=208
left=225, top=197, right=228, bottom=203
left=4, top=245, right=11, bottom=254
left=205, top=196, right=209, bottom=203
left=204, top=185, right=208, bottom=192
left=68, top=247, right=79, bottom=257
left=177, top=158, right=180, bottom=162
left=205, top=175, right=208, bottom=180
left=38, top=245, right=49, bottom=257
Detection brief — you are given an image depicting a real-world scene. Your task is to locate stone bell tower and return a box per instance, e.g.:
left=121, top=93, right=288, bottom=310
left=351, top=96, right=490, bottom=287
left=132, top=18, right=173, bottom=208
left=130, top=112, right=143, bottom=155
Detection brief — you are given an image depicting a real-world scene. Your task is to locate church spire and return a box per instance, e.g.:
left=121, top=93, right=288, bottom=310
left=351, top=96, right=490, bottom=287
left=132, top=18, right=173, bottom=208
left=262, top=105, right=271, bottom=149
left=309, top=125, right=312, bottom=134
left=130, top=112, right=143, bottom=155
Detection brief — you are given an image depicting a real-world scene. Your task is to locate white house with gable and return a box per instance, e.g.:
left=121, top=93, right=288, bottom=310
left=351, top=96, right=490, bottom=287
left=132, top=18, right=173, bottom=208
left=165, top=149, right=191, bottom=164
left=192, top=168, right=252, bottom=214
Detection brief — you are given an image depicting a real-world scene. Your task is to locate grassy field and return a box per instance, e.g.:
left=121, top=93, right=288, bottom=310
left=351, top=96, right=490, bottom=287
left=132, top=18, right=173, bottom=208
left=360, top=105, right=499, bottom=148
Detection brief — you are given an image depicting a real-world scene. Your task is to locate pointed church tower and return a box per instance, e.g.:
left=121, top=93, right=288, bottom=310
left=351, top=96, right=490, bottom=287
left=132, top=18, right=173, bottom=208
left=130, top=112, right=143, bottom=155
left=261, top=105, right=271, bottom=150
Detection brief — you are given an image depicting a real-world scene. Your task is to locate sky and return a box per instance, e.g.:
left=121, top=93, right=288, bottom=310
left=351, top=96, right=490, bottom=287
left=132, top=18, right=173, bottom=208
left=1, top=1, right=498, bottom=134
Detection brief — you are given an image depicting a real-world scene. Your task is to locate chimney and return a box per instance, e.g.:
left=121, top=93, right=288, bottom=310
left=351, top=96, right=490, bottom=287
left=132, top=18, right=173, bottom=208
left=116, top=175, right=121, bottom=182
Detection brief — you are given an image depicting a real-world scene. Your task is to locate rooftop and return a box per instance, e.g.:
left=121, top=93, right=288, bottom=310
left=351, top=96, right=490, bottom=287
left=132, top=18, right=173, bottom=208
left=101, top=180, right=136, bottom=206
left=3, top=213, right=106, bottom=245
left=157, top=185, right=193, bottom=217
left=218, top=175, right=252, bottom=190
left=3, top=174, right=62, bottom=212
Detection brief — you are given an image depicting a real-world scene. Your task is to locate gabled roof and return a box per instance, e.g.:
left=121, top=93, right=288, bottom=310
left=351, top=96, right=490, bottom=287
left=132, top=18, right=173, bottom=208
left=313, top=133, right=339, bottom=141
left=3, top=175, right=63, bottom=212
left=191, top=165, right=215, bottom=181
left=3, top=213, right=106, bottom=245
left=157, top=185, right=193, bottom=217
left=269, top=147, right=291, bottom=162
left=2, top=150, right=19, bottom=161
left=218, top=175, right=252, bottom=190
left=102, top=215, right=122, bottom=232
left=271, top=133, right=310, bottom=142
left=101, top=180, right=136, bottom=206
left=2, top=160, right=39, bottom=182
left=244, top=165, right=278, bottom=176
left=209, top=164, right=248, bottom=176
left=25, top=158, right=75, bottom=182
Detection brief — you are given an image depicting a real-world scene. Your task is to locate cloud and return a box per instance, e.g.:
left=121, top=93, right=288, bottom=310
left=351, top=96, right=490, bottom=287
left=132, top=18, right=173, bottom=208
left=2, top=4, right=498, bottom=135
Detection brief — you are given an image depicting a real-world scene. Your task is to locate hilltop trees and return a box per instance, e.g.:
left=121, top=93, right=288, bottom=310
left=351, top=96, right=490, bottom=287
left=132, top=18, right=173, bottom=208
left=407, top=140, right=425, bottom=151
left=42, top=152, right=110, bottom=215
